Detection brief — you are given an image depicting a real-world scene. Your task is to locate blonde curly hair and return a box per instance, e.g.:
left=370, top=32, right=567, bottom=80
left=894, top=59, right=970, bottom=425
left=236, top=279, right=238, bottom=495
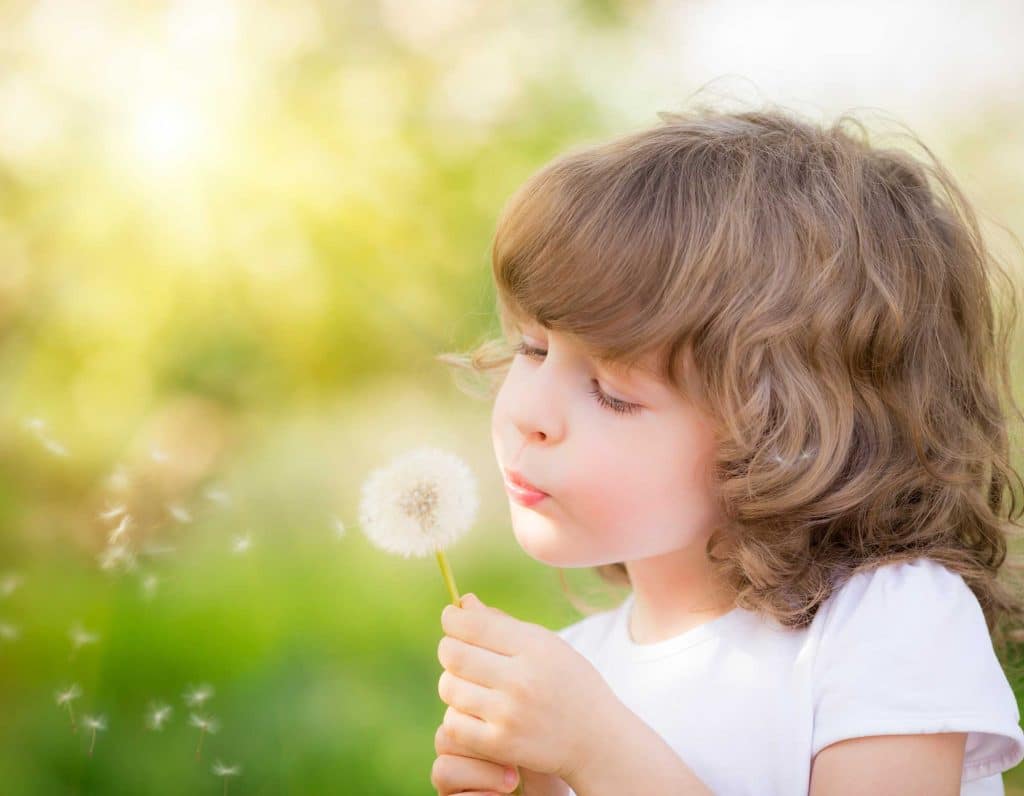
left=436, top=101, right=1024, bottom=677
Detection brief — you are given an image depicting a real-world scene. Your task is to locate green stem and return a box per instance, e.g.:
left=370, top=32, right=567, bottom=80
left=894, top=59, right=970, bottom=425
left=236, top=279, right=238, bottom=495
left=435, top=550, right=525, bottom=796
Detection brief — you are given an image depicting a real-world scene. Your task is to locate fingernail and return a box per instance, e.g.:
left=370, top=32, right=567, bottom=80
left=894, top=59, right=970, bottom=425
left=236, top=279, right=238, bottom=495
left=504, top=767, right=517, bottom=787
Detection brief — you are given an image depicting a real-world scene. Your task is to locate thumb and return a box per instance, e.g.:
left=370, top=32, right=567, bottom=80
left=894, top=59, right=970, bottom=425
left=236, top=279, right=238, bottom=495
left=460, top=592, right=484, bottom=609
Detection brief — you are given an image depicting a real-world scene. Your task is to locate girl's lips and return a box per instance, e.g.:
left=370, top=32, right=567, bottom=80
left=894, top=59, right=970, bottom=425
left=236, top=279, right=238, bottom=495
left=504, top=468, right=548, bottom=495
left=504, top=480, right=548, bottom=507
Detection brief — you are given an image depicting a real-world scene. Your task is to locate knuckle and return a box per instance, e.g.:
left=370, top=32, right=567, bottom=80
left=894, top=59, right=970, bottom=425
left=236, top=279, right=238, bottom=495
left=429, top=755, right=450, bottom=790
left=437, top=635, right=458, bottom=668
left=437, top=670, right=452, bottom=703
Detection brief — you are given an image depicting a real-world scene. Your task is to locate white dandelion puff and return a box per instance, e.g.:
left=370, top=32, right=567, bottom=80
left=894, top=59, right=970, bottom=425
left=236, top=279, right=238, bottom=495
left=332, top=515, right=346, bottom=539
left=98, top=503, right=127, bottom=521
left=69, top=623, right=99, bottom=660
left=56, top=684, right=82, bottom=732
left=145, top=701, right=173, bottom=731
left=0, top=622, right=19, bottom=641
left=212, top=760, right=242, bottom=795
left=189, top=712, right=219, bottom=760
left=107, top=513, right=132, bottom=544
left=167, top=502, right=192, bottom=523
left=183, top=683, right=214, bottom=708
left=0, top=572, right=23, bottom=598
left=83, top=714, right=106, bottom=756
left=230, top=533, right=252, bottom=555
left=358, top=447, right=479, bottom=560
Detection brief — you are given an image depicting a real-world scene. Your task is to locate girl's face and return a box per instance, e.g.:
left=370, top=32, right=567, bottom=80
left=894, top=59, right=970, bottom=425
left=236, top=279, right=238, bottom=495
left=490, top=318, right=725, bottom=568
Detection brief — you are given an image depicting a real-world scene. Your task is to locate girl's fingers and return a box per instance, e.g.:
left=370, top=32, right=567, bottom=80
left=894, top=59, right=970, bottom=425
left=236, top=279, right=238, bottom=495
left=434, top=722, right=509, bottom=767
left=431, top=753, right=518, bottom=796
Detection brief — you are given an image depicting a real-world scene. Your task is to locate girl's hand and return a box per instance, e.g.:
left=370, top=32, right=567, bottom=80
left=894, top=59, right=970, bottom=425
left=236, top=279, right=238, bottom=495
left=437, top=592, right=615, bottom=783
left=431, top=719, right=569, bottom=796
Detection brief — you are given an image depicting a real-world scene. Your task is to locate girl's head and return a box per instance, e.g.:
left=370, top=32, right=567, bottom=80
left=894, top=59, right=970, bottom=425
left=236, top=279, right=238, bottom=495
left=438, top=102, right=1024, bottom=661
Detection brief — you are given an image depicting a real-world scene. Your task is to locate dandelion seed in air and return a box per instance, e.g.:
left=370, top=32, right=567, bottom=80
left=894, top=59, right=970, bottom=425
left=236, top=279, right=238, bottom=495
left=98, top=503, right=127, bottom=521
left=1, top=572, right=24, bottom=598
left=167, top=502, right=192, bottom=523
left=140, top=572, right=160, bottom=600
left=0, top=621, right=19, bottom=641
left=332, top=515, right=346, bottom=539
left=230, top=533, right=251, bottom=555
left=107, top=513, right=132, bottom=544
left=55, top=684, right=82, bottom=732
left=183, top=683, right=214, bottom=708
left=98, top=543, right=137, bottom=573
left=150, top=446, right=169, bottom=463
left=204, top=486, right=232, bottom=507
left=189, top=713, right=218, bottom=760
left=107, top=464, right=130, bottom=491
left=145, top=701, right=173, bottom=731
left=83, top=714, right=106, bottom=756
left=212, top=760, right=241, bottom=795
left=69, top=623, right=99, bottom=661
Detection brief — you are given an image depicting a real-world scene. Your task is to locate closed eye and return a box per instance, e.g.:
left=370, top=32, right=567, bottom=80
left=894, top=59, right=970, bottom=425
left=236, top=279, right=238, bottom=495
left=512, top=341, right=642, bottom=416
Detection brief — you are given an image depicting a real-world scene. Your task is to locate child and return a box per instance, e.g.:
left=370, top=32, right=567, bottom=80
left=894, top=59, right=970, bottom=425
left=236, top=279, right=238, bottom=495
left=433, top=103, right=1024, bottom=795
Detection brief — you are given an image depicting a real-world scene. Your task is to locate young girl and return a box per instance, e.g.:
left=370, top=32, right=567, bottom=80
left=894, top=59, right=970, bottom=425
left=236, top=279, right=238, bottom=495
left=432, top=104, right=1024, bottom=796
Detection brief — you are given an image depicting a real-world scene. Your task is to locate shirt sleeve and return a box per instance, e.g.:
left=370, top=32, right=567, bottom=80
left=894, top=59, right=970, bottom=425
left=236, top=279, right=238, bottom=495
left=810, top=557, right=1024, bottom=782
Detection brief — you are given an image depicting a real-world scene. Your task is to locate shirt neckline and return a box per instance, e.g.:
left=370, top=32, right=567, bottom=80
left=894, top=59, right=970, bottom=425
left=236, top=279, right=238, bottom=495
left=615, top=591, right=747, bottom=662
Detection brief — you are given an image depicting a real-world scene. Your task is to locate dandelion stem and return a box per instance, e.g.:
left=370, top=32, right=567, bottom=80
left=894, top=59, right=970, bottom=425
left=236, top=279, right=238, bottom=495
left=435, top=549, right=460, bottom=605
left=66, top=704, right=77, bottom=733
left=434, top=549, right=525, bottom=795
left=196, top=728, right=205, bottom=761
left=88, top=727, right=96, bottom=757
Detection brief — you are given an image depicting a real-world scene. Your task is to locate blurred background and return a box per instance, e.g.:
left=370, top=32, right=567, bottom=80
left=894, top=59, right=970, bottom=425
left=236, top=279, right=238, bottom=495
left=1, top=0, right=1023, bottom=792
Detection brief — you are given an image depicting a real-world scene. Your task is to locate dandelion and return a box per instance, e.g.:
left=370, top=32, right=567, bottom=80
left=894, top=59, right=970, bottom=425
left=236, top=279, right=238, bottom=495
left=230, top=533, right=251, bottom=555
left=356, top=448, right=527, bottom=792
left=0, top=622, right=19, bottom=641
left=189, top=713, right=218, bottom=760
left=183, top=683, right=215, bottom=708
left=0, top=572, right=24, bottom=598
left=212, top=760, right=242, bottom=795
left=167, top=502, right=192, bottom=523
left=69, top=623, right=99, bottom=661
left=55, top=684, right=82, bottom=732
left=107, top=513, right=132, bottom=544
left=145, top=701, right=173, bottom=731
left=83, top=714, right=106, bottom=756
left=332, top=515, right=346, bottom=539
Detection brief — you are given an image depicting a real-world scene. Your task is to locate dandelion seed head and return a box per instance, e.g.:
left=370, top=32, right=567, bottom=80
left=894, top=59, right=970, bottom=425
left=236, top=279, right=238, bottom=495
left=83, top=714, right=107, bottom=731
left=212, top=760, right=241, bottom=777
left=55, top=683, right=82, bottom=705
left=358, top=447, right=479, bottom=559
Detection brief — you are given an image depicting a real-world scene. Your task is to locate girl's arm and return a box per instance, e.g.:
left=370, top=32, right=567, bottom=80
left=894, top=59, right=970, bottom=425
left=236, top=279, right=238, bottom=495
left=564, top=699, right=715, bottom=796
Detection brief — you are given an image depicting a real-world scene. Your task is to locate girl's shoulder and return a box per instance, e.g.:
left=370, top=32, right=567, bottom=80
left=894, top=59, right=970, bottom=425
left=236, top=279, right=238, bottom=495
left=811, top=556, right=1024, bottom=782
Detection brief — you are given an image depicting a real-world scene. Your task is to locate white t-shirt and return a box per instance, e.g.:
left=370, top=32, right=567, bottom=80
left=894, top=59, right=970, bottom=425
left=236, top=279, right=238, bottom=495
left=556, top=557, right=1024, bottom=795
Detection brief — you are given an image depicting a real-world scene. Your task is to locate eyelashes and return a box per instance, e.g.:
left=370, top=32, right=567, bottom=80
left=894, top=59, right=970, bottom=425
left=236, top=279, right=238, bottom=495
left=511, top=341, right=642, bottom=416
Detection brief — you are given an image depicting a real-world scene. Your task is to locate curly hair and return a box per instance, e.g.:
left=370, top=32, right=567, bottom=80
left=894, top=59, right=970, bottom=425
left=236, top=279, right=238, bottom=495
left=436, top=101, right=1024, bottom=677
